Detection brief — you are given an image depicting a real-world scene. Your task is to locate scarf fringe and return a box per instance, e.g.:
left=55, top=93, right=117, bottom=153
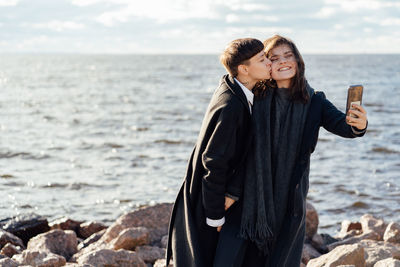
left=239, top=215, right=274, bottom=255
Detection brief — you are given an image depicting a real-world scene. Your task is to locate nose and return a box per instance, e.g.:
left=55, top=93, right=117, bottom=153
left=266, top=57, right=272, bottom=66
left=278, top=56, right=287, bottom=64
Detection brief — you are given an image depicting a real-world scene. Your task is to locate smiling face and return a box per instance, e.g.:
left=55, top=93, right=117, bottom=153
left=268, top=44, right=297, bottom=88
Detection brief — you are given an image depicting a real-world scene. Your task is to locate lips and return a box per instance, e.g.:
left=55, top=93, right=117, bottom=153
left=278, top=66, right=291, bottom=71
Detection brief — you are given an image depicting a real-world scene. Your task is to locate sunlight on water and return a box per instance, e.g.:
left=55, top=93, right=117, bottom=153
left=0, top=54, right=399, bottom=235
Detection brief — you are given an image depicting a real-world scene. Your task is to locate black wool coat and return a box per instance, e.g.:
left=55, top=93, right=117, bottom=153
left=166, top=75, right=253, bottom=267
left=264, top=90, right=366, bottom=267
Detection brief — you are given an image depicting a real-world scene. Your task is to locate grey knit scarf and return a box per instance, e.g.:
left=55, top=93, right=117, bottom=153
left=239, top=84, right=313, bottom=254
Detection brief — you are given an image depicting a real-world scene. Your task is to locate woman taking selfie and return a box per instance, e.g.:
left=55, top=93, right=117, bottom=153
left=223, top=35, right=368, bottom=266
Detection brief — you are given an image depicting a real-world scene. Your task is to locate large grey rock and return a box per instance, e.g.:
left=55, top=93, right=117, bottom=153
left=373, top=258, right=400, bottom=267
left=27, top=229, right=77, bottom=260
left=77, top=248, right=146, bottom=267
left=307, top=243, right=365, bottom=267
left=109, top=227, right=150, bottom=250
left=12, top=250, right=66, bottom=267
left=0, top=229, right=25, bottom=249
left=0, top=258, right=19, bottom=267
left=136, top=245, right=166, bottom=264
left=78, top=221, right=107, bottom=239
left=101, top=203, right=173, bottom=244
left=0, top=213, right=50, bottom=244
left=306, top=202, right=319, bottom=240
left=384, top=222, right=400, bottom=243
left=359, top=240, right=400, bottom=267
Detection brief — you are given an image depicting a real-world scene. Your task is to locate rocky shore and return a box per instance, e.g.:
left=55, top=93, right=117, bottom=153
left=0, top=202, right=399, bottom=267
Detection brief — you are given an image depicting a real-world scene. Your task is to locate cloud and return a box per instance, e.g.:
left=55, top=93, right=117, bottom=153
left=29, top=21, right=85, bottom=32
left=0, top=0, right=18, bottom=6
left=73, top=0, right=272, bottom=26
left=364, top=16, right=400, bottom=26
left=95, top=1, right=222, bottom=26
left=324, top=0, right=400, bottom=11
left=315, top=6, right=337, bottom=18
left=380, top=18, right=400, bottom=26
left=230, top=3, right=270, bottom=12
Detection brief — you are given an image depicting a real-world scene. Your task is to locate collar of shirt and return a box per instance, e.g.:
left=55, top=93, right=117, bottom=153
left=234, top=78, right=254, bottom=106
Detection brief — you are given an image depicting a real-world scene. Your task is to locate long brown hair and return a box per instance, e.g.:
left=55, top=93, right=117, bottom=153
left=255, top=35, right=309, bottom=103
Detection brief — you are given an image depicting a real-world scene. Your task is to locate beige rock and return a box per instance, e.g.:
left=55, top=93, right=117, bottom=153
left=78, top=221, right=107, bottom=239
left=328, top=231, right=380, bottom=251
left=70, top=239, right=108, bottom=262
left=359, top=240, right=400, bottom=267
left=77, top=248, right=146, bottom=267
left=373, top=258, right=400, bottom=267
left=384, top=222, right=400, bottom=243
left=109, top=227, right=150, bottom=250
left=0, top=229, right=25, bottom=249
left=27, top=229, right=77, bottom=260
left=307, top=243, right=365, bottom=267
left=0, top=243, right=22, bottom=258
left=0, top=258, right=19, bottom=267
left=65, top=263, right=94, bottom=267
left=153, top=258, right=173, bottom=267
left=337, top=220, right=363, bottom=239
left=136, top=245, right=166, bottom=263
left=77, top=229, right=106, bottom=250
left=360, top=215, right=387, bottom=240
left=101, top=203, right=173, bottom=244
left=302, top=243, right=321, bottom=264
left=306, top=202, right=319, bottom=240
left=12, top=250, right=66, bottom=267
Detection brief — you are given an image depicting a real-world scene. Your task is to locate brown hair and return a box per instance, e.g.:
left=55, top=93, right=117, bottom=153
left=256, top=35, right=309, bottom=103
left=220, top=38, right=264, bottom=77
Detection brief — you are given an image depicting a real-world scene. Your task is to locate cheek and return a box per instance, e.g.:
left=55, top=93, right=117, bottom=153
left=271, top=64, right=280, bottom=77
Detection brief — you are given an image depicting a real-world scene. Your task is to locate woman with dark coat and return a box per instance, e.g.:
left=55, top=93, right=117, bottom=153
left=230, top=35, right=368, bottom=266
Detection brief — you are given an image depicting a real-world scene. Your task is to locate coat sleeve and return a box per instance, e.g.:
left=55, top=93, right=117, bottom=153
left=320, top=92, right=366, bottom=138
left=201, top=102, right=240, bottom=220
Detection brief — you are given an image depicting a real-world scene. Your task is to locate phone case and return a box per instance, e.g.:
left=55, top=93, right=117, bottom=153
left=346, top=85, right=363, bottom=118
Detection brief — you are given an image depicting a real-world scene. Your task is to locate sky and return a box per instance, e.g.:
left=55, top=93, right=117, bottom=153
left=0, top=0, right=399, bottom=54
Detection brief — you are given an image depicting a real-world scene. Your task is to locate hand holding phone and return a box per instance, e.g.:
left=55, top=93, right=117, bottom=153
left=345, top=85, right=367, bottom=130
left=346, top=85, right=363, bottom=121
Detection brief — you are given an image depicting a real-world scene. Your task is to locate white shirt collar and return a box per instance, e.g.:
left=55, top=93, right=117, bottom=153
left=234, top=78, right=254, bottom=106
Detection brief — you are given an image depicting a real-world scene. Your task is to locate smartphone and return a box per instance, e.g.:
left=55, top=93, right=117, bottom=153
left=346, top=85, right=363, bottom=120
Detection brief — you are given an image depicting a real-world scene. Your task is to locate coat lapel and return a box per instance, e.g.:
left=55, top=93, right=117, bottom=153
left=224, top=75, right=252, bottom=115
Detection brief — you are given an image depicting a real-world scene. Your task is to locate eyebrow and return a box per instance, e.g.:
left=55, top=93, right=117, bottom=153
left=269, top=50, right=293, bottom=57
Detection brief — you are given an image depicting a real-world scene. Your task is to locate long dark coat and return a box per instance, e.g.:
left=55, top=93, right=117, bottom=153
left=262, top=90, right=367, bottom=266
left=166, top=75, right=253, bottom=267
